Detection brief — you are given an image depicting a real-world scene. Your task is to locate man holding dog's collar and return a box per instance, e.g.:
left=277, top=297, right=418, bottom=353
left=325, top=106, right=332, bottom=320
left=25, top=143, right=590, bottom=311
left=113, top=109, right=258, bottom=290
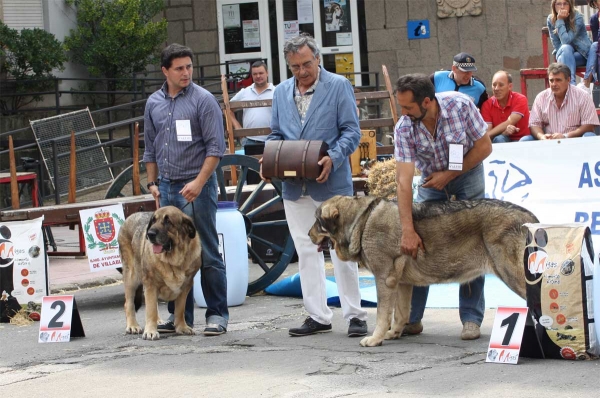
left=144, top=43, right=228, bottom=336
left=261, top=34, right=368, bottom=338
left=393, top=73, right=492, bottom=340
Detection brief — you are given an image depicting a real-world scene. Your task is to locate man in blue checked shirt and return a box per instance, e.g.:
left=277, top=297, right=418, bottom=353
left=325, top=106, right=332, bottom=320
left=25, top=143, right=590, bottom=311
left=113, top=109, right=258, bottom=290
left=143, top=43, right=228, bottom=337
left=393, top=74, right=492, bottom=341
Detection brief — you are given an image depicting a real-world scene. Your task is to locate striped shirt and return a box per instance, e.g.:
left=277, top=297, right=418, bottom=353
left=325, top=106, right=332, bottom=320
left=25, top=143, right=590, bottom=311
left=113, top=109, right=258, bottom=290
left=394, top=91, right=487, bottom=177
left=143, top=82, right=225, bottom=181
left=529, top=85, right=600, bottom=135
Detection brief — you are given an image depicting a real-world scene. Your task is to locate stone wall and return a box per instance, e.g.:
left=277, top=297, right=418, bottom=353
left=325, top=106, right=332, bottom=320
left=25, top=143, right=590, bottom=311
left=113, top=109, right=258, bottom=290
left=366, top=0, right=551, bottom=102
left=161, top=0, right=221, bottom=84
left=162, top=0, right=554, bottom=101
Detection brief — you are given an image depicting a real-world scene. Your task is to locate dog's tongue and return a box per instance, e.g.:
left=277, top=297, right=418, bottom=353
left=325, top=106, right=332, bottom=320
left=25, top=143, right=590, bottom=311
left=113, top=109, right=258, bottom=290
left=318, top=239, right=330, bottom=252
left=152, top=244, right=163, bottom=254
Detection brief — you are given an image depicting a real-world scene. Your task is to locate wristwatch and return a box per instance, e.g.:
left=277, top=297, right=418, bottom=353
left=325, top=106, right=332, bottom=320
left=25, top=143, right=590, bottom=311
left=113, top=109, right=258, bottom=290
left=147, top=181, right=159, bottom=189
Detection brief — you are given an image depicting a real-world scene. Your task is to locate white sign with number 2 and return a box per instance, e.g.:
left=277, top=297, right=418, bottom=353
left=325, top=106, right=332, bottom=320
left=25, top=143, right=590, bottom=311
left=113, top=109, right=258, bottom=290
left=38, top=295, right=75, bottom=343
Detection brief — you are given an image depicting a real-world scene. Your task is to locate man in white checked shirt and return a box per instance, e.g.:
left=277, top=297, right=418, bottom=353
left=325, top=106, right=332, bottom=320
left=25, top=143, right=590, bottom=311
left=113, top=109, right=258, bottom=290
left=530, top=63, right=599, bottom=139
left=393, top=74, right=492, bottom=341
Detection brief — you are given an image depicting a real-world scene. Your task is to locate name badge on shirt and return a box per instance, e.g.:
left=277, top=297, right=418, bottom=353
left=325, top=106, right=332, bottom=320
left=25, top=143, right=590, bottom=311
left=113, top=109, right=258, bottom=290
left=176, top=120, right=192, bottom=142
left=448, top=143, right=463, bottom=171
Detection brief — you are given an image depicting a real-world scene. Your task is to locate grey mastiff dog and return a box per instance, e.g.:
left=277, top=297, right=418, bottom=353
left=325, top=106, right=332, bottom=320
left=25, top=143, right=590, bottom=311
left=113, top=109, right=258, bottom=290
left=308, top=196, right=538, bottom=347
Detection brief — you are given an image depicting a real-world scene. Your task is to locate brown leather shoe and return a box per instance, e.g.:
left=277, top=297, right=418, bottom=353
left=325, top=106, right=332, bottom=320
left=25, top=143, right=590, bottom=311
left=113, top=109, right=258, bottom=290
left=461, top=322, right=481, bottom=340
left=401, top=321, right=423, bottom=336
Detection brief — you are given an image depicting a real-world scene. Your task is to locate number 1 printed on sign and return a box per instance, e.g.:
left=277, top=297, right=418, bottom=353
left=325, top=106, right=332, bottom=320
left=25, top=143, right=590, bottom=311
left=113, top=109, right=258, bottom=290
left=486, top=307, right=529, bottom=365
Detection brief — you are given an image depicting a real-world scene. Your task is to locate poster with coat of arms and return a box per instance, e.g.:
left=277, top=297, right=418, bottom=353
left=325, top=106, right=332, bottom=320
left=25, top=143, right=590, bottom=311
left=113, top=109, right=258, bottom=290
left=79, top=204, right=125, bottom=272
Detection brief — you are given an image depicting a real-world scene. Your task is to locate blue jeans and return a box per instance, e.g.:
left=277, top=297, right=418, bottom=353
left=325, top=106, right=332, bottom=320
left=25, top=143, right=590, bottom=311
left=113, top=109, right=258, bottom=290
left=158, top=173, right=228, bottom=329
left=556, top=43, right=597, bottom=85
left=492, top=134, right=535, bottom=143
left=408, top=163, right=486, bottom=326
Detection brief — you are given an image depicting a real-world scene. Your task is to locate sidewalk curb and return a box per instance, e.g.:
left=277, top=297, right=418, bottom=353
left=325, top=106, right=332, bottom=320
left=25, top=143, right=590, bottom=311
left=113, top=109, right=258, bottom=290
left=50, top=276, right=123, bottom=294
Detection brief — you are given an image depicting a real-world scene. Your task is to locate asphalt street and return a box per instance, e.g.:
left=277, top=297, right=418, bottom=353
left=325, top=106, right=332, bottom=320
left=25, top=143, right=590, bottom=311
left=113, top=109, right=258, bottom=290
left=1, top=278, right=600, bottom=397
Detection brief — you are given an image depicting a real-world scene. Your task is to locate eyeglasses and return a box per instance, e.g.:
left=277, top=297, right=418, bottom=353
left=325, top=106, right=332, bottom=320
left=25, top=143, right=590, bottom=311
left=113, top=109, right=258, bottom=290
left=289, top=59, right=316, bottom=73
left=555, top=2, right=569, bottom=6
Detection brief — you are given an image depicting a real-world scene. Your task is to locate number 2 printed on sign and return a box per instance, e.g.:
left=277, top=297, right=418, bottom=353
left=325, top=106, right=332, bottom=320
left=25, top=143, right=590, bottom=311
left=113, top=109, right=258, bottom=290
left=39, top=295, right=75, bottom=343
left=48, top=300, right=66, bottom=329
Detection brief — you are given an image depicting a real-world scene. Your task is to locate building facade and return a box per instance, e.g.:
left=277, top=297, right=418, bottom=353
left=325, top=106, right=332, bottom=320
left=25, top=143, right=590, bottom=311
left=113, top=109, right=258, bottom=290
left=0, top=1, right=580, bottom=100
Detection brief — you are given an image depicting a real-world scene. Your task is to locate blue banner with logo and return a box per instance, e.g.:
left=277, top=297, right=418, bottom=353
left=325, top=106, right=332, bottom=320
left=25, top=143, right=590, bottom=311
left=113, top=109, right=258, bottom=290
left=484, top=138, right=600, bottom=254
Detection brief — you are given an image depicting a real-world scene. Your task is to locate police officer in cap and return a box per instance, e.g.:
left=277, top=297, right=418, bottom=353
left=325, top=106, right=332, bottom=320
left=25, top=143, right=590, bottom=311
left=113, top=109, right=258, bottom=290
left=431, top=52, right=488, bottom=109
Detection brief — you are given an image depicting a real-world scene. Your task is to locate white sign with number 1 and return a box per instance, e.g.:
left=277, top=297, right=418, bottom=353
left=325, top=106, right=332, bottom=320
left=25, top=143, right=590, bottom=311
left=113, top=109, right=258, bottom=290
left=486, top=307, right=529, bottom=364
left=39, top=295, right=75, bottom=343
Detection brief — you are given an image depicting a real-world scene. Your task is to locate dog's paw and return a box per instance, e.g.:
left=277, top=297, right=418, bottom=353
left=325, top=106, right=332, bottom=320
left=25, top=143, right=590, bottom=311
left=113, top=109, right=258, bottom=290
left=125, top=324, right=143, bottom=334
left=142, top=330, right=160, bottom=340
left=360, top=335, right=383, bottom=347
left=176, top=325, right=195, bottom=335
left=384, top=330, right=401, bottom=340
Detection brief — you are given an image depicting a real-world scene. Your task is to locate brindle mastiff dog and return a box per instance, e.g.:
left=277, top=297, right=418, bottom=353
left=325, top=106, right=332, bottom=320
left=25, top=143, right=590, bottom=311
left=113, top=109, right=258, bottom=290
left=309, top=196, right=538, bottom=347
left=118, top=206, right=201, bottom=340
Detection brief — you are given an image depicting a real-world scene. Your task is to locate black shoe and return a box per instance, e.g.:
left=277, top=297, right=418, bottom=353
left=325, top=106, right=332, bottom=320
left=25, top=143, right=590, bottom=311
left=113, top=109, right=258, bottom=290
left=157, top=320, right=175, bottom=334
left=157, top=320, right=193, bottom=334
left=347, top=317, right=368, bottom=337
left=203, top=324, right=227, bottom=336
left=289, top=317, right=332, bottom=336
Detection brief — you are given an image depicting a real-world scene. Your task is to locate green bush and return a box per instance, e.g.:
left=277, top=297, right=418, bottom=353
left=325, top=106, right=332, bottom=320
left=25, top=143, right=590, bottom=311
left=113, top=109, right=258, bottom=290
left=0, top=21, right=67, bottom=113
left=64, top=0, right=167, bottom=104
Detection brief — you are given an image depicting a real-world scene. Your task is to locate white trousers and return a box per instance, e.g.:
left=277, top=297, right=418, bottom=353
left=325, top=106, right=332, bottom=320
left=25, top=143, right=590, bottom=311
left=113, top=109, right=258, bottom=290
left=284, top=196, right=367, bottom=325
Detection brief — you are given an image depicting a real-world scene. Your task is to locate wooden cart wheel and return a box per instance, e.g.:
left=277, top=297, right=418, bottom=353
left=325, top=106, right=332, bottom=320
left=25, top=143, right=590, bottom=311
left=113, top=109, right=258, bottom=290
left=216, top=154, right=295, bottom=296
left=104, top=162, right=148, bottom=199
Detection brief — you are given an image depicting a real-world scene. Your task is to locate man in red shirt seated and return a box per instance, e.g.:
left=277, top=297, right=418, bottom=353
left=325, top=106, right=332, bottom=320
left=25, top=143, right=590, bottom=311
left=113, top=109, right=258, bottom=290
left=481, top=71, right=533, bottom=143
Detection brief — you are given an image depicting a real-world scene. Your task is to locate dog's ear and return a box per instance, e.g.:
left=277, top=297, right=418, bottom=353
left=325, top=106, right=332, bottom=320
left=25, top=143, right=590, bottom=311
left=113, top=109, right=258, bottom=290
left=146, top=214, right=156, bottom=236
left=348, top=200, right=370, bottom=256
left=182, top=217, right=197, bottom=239
left=348, top=223, right=363, bottom=256
left=321, top=205, right=339, bottom=221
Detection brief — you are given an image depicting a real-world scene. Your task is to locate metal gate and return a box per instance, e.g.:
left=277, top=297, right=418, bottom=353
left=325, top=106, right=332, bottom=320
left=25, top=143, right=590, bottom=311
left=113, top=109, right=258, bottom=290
left=30, top=108, right=113, bottom=195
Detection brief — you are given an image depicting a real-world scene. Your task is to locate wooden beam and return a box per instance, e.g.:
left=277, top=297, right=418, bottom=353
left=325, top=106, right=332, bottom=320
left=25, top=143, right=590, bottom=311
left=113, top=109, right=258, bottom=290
left=68, top=131, right=77, bottom=204
left=382, top=65, right=399, bottom=124
left=8, top=136, right=19, bottom=210
left=359, top=118, right=396, bottom=129
left=229, top=99, right=272, bottom=110
left=132, top=122, right=140, bottom=195
left=232, top=127, right=272, bottom=138
left=354, top=91, right=394, bottom=101
left=221, top=74, right=238, bottom=185
left=376, top=145, right=394, bottom=155
left=220, top=99, right=273, bottom=110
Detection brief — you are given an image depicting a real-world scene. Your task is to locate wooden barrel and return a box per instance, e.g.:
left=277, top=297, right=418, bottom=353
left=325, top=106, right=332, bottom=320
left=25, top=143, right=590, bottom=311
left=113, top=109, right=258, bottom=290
left=261, top=140, right=328, bottom=180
